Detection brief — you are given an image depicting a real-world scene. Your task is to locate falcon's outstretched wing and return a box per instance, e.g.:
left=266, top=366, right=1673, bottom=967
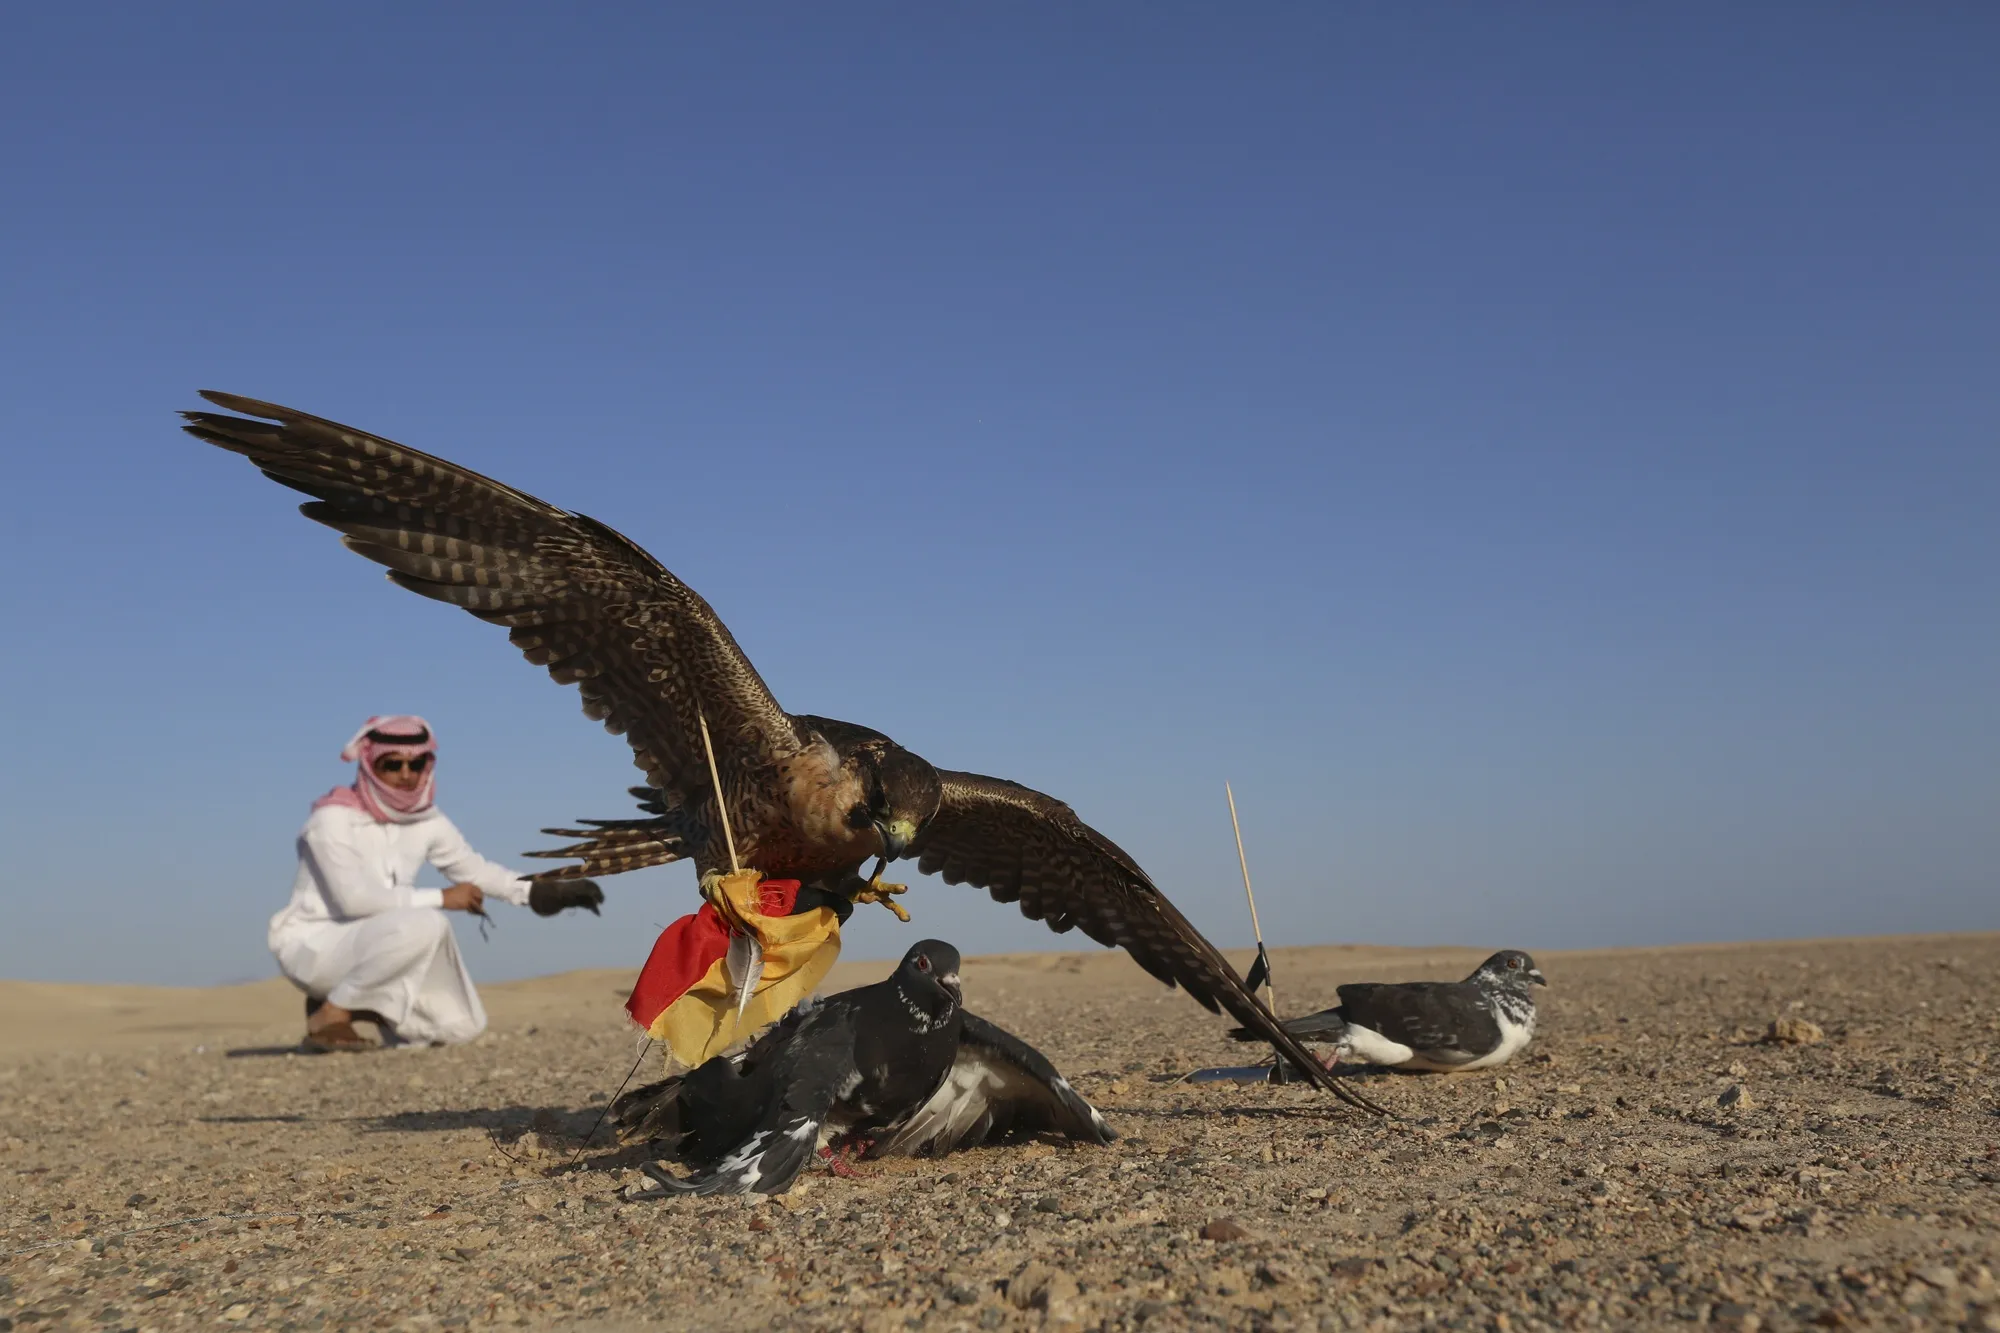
left=904, top=771, right=1383, bottom=1111
left=181, top=392, right=803, bottom=813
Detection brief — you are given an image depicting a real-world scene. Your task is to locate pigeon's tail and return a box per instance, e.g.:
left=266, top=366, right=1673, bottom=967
left=610, top=1076, right=689, bottom=1149
left=1229, top=1008, right=1348, bottom=1045
left=633, top=1111, right=828, bottom=1197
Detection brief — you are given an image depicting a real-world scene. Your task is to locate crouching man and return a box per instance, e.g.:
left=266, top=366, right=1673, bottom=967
left=272, top=715, right=603, bottom=1051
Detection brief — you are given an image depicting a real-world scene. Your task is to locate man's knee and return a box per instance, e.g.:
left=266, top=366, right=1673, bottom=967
left=404, top=907, right=453, bottom=943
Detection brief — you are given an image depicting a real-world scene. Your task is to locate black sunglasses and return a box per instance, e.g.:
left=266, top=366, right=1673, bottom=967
left=373, top=754, right=433, bottom=774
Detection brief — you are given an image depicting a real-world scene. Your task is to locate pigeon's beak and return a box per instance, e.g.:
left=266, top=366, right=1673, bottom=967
left=873, top=817, right=916, bottom=860
left=1529, top=969, right=1547, bottom=986
left=938, top=971, right=961, bottom=1003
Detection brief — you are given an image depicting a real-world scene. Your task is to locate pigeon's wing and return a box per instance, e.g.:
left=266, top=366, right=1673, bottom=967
left=633, top=1006, right=858, bottom=1197
left=1227, top=1004, right=1348, bottom=1044
left=904, top=771, right=1380, bottom=1111
left=872, top=1011, right=1116, bottom=1158
left=181, top=393, right=804, bottom=813
left=1335, top=982, right=1501, bottom=1055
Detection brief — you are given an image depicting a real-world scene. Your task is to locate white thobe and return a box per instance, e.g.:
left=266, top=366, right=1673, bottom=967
left=270, top=804, right=532, bottom=1045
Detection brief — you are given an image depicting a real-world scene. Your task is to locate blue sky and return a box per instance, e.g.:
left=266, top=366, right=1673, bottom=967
left=2, top=6, right=1994, bottom=985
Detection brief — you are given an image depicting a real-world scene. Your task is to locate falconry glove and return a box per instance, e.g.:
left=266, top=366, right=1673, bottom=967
left=529, top=879, right=605, bottom=917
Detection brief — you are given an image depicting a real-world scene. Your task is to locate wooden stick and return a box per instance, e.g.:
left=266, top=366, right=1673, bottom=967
left=1225, top=781, right=1277, bottom=1015
left=697, top=708, right=741, bottom=875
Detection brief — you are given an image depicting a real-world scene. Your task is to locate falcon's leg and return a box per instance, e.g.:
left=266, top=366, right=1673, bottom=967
left=849, top=876, right=911, bottom=922
left=699, top=867, right=767, bottom=933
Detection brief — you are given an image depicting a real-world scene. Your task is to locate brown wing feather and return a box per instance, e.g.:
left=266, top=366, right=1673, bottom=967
left=905, top=771, right=1384, bottom=1111
left=180, top=391, right=804, bottom=804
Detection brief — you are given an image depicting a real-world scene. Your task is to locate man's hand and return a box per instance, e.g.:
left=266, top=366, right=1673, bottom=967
left=529, top=878, right=605, bottom=917
left=441, top=883, right=486, bottom=913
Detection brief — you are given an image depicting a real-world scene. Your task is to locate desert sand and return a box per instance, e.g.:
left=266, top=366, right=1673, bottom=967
left=3, top=933, right=1997, bottom=1332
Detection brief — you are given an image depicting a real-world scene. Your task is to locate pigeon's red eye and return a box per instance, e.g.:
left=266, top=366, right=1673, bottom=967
left=916, top=955, right=932, bottom=973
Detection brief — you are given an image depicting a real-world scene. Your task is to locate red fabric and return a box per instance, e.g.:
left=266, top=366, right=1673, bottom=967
left=624, top=880, right=803, bottom=1030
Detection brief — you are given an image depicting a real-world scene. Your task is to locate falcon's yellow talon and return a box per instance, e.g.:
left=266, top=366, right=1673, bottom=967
left=852, top=876, right=911, bottom=922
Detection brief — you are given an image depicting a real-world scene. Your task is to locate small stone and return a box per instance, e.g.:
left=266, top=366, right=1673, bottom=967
left=1034, top=1195, right=1062, bottom=1214
left=1257, top=1260, right=1296, bottom=1286
left=992, top=1210, right=1012, bottom=1228
left=221, top=1304, right=254, bottom=1322
left=1765, top=1017, right=1825, bottom=1045
left=1718, top=1084, right=1753, bottom=1110
left=1007, top=1261, right=1079, bottom=1313
left=1329, top=1256, right=1374, bottom=1280
left=947, top=1282, right=980, bottom=1306
left=1730, top=1206, right=1777, bottom=1231
left=1201, top=1218, right=1251, bottom=1241
left=1916, top=1266, right=1957, bottom=1291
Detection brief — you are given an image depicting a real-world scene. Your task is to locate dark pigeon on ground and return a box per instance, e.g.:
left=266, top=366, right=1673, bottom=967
left=1232, top=949, right=1546, bottom=1072
left=615, top=939, right=1114, bottom=1196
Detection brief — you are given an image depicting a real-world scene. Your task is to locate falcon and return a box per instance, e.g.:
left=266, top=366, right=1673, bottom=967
left=1232, top=949, right=1546, bottom=1072
left=180, top=391, right=1372, bottom=1107
left=618, top=939, right=1114, bottom=1196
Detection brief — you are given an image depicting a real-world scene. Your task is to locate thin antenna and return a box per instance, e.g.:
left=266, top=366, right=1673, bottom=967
left=1225, top=781, right=1277, bottom=1016
left=699, top=706, right=761, bottom=1020
left=568, top=1033, right=654, bottom=1170
left=697, top=708, right=741, bottom=875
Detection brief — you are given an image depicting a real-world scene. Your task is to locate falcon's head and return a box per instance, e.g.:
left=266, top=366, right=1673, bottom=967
left=1473, top=950, right=1546, bottom=991
left=895, top=939, right=963, bottom=1025
left=845, top=743, right=944, bottom=862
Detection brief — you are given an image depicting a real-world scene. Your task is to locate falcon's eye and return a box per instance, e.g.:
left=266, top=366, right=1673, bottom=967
left=845, top=802, right=872, bottom=831
left=916, top=955, right=932, bottom=973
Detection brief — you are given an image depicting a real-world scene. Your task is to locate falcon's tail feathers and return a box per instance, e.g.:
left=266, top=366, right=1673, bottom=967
left=521, top=815, right=686, bottom=880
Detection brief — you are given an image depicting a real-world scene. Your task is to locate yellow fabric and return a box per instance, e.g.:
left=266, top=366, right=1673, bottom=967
left=649, top=873, right=842, bottom=1069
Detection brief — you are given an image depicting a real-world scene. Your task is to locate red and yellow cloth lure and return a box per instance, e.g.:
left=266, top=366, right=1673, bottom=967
left=624, top=871, right=843, bottom=1069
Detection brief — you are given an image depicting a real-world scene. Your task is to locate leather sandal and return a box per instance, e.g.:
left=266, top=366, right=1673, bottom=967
left=302, top=1021, right=373, bottom=1053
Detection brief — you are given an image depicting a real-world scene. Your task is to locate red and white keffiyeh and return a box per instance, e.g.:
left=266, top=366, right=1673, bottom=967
left=312, top=715, right=438, bottom=824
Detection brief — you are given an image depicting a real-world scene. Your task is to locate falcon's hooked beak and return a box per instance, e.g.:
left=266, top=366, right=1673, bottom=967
left=872, top=817, right=917, bottom=860
left=1528, top=968, right=1547, bottom=986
